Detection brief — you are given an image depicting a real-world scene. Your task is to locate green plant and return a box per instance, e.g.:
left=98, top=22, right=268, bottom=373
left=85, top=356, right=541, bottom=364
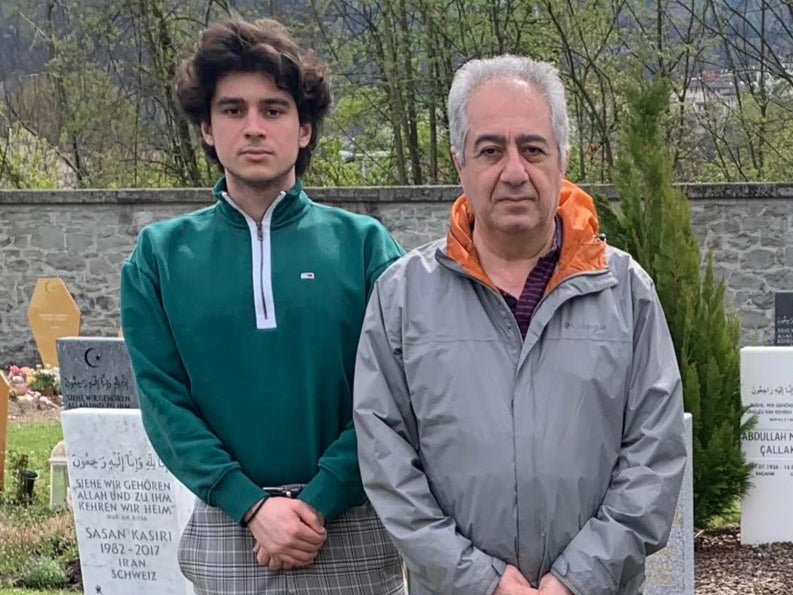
left=595, top=76, right=753, bottom=527
left=1, top=422, right=77, bottom=589
left=0, top=506, right=78, bottom=589
left=5, top=366, right=61, bottom=398
left=4, top=421, right=64, bottom=505
left=26, top=367, right=60, bottom=397
left=5, top=453, right=31, bottom=507
left=17, top=557, right=68, bottom=590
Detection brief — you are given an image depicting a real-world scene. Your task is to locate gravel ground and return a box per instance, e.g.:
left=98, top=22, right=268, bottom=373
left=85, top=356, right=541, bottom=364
left=696, top=527, right=793, bottom=594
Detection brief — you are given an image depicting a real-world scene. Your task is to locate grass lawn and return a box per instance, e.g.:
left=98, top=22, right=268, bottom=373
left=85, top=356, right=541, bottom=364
left=3, top=421, right=63, bottom=503
left=706, top=497, right=741, bottom=529
left=1, top=419, right=77, bottom=591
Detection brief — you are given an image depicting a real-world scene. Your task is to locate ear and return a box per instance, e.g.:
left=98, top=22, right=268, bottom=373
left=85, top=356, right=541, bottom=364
left=201, top=121, right=214, bottom=147
left=560, top=149, right=569, bottom=179
left=298, top=122, right=312, bottom=148
left=451, top=147, right=463, bottom=179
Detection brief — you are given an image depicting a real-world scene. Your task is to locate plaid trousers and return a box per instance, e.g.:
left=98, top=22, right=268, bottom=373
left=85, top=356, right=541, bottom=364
left=178, top=498, right=404, bottom=594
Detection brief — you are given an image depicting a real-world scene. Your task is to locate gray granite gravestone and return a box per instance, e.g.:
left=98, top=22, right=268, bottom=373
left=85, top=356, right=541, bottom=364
left=644, top=413, right=694, bottom=595
left=775, top=292, right=793, bottom=346
left=57, top=337, right=139, bottom=409
left=62, top=409, right=194, bottom=595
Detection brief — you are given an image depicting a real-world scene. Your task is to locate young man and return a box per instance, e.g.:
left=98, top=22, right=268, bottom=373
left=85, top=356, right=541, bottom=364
left=121, top=18, right=404, bottom=594
left=354, top=56, right=686, bottom=595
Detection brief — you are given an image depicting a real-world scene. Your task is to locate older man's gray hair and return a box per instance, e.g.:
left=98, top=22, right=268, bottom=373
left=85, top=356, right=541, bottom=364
left=447, top=55, right=570, bottom=167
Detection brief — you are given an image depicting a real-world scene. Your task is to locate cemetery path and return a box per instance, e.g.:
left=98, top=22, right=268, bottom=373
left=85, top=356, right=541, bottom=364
left=695, top=527, right=793, bottom=593
left=7, top=400, right=61, bottom=423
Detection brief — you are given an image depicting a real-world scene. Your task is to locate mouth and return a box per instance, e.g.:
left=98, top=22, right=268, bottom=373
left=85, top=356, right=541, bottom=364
left=240, top=149, right=273, bottom=157
left=496, top=196, right=535, bottom=203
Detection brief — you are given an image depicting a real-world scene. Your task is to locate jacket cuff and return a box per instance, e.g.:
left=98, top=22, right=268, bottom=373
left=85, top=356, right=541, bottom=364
left=482, top=557, right=507, bottom=595
left=551, top=552, right=614, bottom=595
left=209, top=467, right=266, bottom=525
left=299, top=468, right=365, bottom=522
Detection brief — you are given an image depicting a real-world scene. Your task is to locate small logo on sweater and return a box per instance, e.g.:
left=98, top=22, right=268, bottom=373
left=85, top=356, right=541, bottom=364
left=300, top=272, right=315, bottom=280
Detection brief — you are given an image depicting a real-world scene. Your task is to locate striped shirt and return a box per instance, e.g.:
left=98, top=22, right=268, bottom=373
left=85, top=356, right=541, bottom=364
left=500, top=218, right=562, bottom=338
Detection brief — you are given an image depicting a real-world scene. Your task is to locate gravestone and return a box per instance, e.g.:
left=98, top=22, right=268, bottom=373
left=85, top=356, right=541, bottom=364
left=57, top=338, right=139, bottom=409
left=27, top=277, right=81, bottom=367
left=740, top=346, right=793, bottom=544
left=644, top=413, right=694, bottom=595
left=62, top=409, right=194, bottom=595
left=776, top=291, right=793, bottom=346
left=0, top=372, right=10, bottom=490
left=49, top=441, right=68, bottom=509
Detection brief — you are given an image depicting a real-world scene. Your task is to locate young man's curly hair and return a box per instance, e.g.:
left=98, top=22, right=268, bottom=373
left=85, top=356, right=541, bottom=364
left=175, top=18, right=331, bottom=177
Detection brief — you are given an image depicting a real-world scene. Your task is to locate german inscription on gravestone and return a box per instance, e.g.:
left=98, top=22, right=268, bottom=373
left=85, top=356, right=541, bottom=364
left=57, top=338, right=139, bottom=409
left=62, top=409, right=194, bottom=595
left=740, top=347, right=793, bottom=545
left=776, top=292, right=793, bottom=346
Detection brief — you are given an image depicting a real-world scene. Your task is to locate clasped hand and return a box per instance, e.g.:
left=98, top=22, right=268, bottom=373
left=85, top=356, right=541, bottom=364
left=494, top=565, right=573, bottom=595
left=248, top=497, right=326, bottom=571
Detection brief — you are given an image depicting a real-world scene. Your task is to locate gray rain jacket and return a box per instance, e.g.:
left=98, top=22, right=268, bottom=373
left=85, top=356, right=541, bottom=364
left=353, top=182, right=686, bottom=595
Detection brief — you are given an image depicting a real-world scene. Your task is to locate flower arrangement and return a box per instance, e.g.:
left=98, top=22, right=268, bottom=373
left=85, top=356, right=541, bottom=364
left=7, top=365, right=61, bottom=398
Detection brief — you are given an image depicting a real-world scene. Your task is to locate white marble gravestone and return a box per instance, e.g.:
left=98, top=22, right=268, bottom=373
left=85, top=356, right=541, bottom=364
left=57, top=337, right=139, bottom=409
left=644, top=413, right=694, bottom=595
left=740, top=346, right=793, bottom=545
left=62, top=409, right=195, bottom=595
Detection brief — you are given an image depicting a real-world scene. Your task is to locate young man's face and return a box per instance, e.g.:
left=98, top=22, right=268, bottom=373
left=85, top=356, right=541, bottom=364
left=201, top=71, right=311, bottom=192
left=453, top=78, right=565, bottom=239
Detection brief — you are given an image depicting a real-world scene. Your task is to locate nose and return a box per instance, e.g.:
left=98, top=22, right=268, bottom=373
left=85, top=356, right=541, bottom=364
left=243, top=111, right=267, bottom=139
left=500, top=146, right=529, bottom=185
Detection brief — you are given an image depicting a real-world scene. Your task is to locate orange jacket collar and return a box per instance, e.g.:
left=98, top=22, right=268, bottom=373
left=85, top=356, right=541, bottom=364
left=446, top=180, right=608, bottom=295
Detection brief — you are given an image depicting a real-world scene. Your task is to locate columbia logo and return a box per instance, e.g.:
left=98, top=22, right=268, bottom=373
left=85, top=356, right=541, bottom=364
left=300, top=272, right=315, bottom=280
left=564, top=321, right=606, bottom=331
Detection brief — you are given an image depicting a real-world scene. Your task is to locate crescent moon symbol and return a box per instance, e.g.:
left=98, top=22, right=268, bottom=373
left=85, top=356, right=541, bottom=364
left=45, top=280, right=59, bottom=294
left=84, top=347, right=101, bottom=368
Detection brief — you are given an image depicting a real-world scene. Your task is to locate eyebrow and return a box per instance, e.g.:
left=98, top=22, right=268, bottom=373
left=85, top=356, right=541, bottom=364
left=472, top=133, right=550, bottom=149
left=215, top=97, right=292, bottom=109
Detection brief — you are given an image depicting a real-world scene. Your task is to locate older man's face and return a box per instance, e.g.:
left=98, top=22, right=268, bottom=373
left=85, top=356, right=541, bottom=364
left=453, top=78, right=565, bottom=239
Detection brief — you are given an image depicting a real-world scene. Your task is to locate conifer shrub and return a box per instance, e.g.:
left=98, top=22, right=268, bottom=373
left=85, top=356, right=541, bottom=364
left=595, top=77, right=752, bottom=527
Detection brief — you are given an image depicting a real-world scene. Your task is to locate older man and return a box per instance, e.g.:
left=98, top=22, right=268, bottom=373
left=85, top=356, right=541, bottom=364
left=353, top=56, right=686, bottom=595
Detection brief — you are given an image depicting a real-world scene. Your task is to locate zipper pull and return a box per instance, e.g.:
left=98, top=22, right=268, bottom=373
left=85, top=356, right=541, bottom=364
left=256, top=221, right=263, bottom=241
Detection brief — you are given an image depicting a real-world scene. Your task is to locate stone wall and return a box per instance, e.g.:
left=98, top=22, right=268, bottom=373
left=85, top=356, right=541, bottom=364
left=1, top=184, right=792, bottom=366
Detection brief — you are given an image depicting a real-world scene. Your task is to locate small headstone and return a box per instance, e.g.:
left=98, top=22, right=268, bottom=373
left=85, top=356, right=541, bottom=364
left=27, top=277, right=81, bottom=367
left=49, top=440, right=68, bottom=509
left=62, top=409, right=194, bottom=595
left=775, top=292, right=793, bottom=346
left=740, top=347, right=793, bottom=544
left=645, top=413, right=694, bottom=595
left=57, top=338, right=139, bottom=409
left=0, top=372, right=10, bottom=490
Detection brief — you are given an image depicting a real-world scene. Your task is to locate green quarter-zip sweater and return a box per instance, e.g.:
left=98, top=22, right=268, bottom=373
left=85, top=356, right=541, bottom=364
left=120, top=178, right=403, bottom=525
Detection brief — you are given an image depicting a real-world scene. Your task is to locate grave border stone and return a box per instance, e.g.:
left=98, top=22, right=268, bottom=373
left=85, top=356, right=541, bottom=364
left=644, top=412, right=694, bottom=595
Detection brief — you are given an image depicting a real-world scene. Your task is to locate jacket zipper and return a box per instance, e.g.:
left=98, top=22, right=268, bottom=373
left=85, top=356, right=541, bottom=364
left=257, top=221, right=267, bottom=318
left=220, top=190, right=285, bottom=329
left=439, top=249, right=614, bottom=577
